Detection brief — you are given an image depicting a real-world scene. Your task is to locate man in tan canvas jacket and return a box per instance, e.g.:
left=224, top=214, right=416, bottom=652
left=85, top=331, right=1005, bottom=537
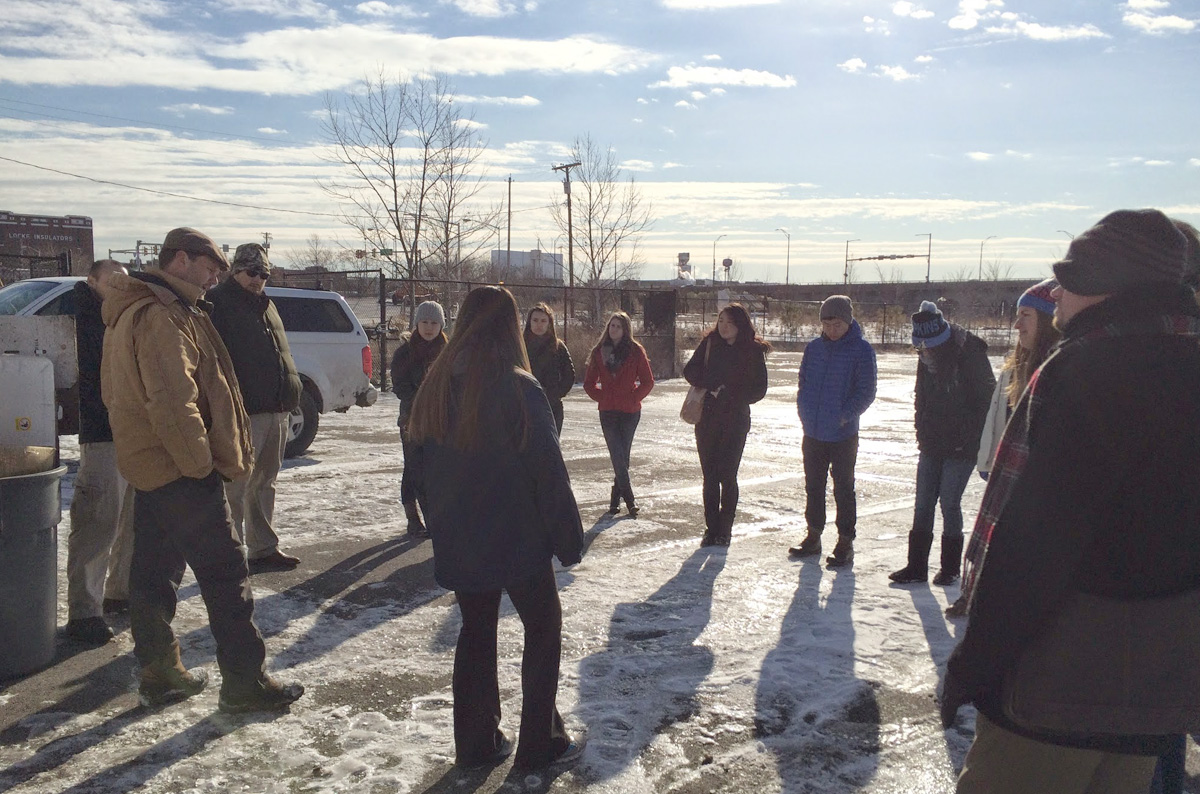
left=101, top=227, right=303, bottom=713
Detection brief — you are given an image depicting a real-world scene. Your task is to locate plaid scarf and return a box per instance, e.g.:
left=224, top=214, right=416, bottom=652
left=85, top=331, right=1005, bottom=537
left=960, top=313, right=1200, bottom=608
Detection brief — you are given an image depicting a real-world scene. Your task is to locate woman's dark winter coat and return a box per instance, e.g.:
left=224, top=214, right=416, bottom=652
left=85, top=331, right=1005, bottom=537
left=412, top=370, right=585, bottom=593
left=682, top=335, right=769, bottom=423
left=914, top=325, right=995, bottom=459
left=524, top=332, right=575, bottom=408
left=390, top=331, right=446, bottom=426
left=207, top=277, right=302, bottom=415
left=74, top=280, right=112, bottom=443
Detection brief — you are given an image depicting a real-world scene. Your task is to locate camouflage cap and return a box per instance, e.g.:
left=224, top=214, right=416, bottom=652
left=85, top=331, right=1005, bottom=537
left=161, top=227, right=229, bottom=271
left=232, top=243, right=271, bottom=273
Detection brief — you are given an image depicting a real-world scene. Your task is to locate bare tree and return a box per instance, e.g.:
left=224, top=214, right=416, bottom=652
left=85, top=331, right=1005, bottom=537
left=946, top=264, right=973, bottom=282
left=982, top=257, right=1015, bottom=281
left=551, top=134, right=653, bottom=290
left=282, top=234, right=353, bottom=272
left=320, top=72, right=483, bottom=285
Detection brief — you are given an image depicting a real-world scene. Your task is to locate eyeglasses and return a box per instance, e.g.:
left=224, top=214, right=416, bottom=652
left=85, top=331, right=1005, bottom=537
left=242, top=266, right=270, bottom=280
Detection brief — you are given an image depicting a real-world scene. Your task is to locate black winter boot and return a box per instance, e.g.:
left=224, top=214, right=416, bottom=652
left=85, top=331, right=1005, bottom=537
left=826, top=536, right=854, bottom=568
left=607, top=486, right=621, bottom=515
left=404, top=501, right=429, bottom=539
left=788, top=528, right=822, bottom=557
left=889, top=531, right=933, bottom=584
left=624, top=487, right=639, bottom=519
left=933, top=535, right=964, bottom=585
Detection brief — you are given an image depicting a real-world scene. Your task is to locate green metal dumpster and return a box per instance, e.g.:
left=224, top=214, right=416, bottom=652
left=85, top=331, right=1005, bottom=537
left=0, top=465, right=67, bottom=679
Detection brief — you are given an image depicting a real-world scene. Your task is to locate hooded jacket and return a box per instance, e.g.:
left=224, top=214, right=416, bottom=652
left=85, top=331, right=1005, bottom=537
left=207, top=276, right=302, bottom=415
left=797, top=319, right=877, bottom=442
left=100, top=269, right=252, bottom=491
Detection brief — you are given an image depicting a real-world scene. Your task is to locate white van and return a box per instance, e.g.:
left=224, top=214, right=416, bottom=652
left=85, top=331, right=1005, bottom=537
left=0, top=277, right=378, bottom=457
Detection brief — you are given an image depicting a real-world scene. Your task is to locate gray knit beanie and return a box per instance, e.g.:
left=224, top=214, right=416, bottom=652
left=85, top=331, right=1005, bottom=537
left=414, top=300, right=445, bottom=330
left=1053, top=209, right=1188, bottom=296
left=820, top=295, right=853, bottom=325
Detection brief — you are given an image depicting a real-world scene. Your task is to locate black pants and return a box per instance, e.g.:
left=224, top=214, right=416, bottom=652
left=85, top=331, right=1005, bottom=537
left=549, top=400, right=564, bottom=437
left=453, top=563, right=571, bottom=769
left=130, top=471, right=266, bottom=682
left=801, top=435, right=859, bottom=540
left=400, top=432, right=419, bottom=506
left=696, top=411, right=750, bottom=535
left=599, top=410, right=640, bottom=506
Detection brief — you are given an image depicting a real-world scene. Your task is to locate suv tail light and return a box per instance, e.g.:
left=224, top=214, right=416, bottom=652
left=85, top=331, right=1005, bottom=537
left=361, top=345, right=373, bottom=378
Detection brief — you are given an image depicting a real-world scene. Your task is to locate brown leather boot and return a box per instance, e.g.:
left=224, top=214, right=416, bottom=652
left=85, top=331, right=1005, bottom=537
left=139, top=648, right=209, bottom=707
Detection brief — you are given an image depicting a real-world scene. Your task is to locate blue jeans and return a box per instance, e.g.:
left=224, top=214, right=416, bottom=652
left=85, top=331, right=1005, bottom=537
left=599, top=410, right=640, bottom=506
left=912, top=453, right=975, bottom=541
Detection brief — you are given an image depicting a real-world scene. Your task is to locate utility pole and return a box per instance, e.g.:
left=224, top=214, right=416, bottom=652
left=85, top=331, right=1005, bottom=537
left=844, top=239, right=860, bottom=285
left=506, top=176, right=513, bottom=274
left=552, top=162, right=581, bottom=319
left=978, top=235, right=997, bottom=280
left=917, top=233, right=932, bottom=282
left=261, top=232, right=272, bottom=250
left=775, top=228, right=790, bottom=286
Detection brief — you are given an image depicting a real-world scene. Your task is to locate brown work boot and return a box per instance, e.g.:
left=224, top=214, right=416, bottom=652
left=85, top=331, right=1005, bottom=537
left=138, top=651, right=209, bottom=707
left=218, top=674, right=305, bottom=714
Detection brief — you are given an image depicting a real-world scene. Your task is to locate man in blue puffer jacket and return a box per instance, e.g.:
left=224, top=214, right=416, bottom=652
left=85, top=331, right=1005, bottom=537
left=789, top=295, right=877, bottom=567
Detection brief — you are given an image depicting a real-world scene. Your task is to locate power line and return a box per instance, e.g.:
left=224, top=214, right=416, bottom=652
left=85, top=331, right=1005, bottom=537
left=0, top=154, right=340, bottom=217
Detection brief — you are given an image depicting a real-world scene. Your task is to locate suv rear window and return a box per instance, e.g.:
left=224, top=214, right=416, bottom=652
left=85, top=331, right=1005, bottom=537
left=36, top=289, right=77, bottom=316
left=271, top=295, right=354, bottom=333
left=0, top=281, right=59, bottom=315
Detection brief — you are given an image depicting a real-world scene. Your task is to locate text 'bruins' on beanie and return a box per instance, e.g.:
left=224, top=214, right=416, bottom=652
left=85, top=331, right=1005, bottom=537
left=414, top=300, right=445, bottom=331
left=820, top=295, right=853, bottom=326
left=1052, top=209, right=1188, bottom=296
left=911, top=300, right=951, bottom=349
left=1016, top=277, right=1058, bottom=316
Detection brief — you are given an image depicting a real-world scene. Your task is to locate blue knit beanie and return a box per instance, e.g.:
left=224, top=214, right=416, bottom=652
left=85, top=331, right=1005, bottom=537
left=911, top=300, right=951, bottom=349
left=1016, top=278, right=1057, bottom=316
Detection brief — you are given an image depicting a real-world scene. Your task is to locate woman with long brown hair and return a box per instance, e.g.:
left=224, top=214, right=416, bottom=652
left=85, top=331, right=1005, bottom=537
left=390, top=301, right=447, bottom=538
left=682, top=303, right=770, bottom=547
left=583, top=311, right=655, bottom=517
left=523, top=303, right=575, bottom=435
left=407, top=286, right=585, bottom=771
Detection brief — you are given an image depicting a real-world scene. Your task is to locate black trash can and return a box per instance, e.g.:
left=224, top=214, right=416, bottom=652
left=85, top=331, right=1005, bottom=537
left=0, top=465, right=66, bottom=679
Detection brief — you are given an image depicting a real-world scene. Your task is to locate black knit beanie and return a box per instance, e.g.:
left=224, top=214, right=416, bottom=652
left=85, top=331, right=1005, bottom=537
left=1053, top=209, right=1187, bottom=296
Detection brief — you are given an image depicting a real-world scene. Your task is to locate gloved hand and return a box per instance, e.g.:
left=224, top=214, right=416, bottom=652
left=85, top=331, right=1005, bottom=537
left=979, top=471, right=989, bottom=481
left=940, top=670, right=969, bottom=728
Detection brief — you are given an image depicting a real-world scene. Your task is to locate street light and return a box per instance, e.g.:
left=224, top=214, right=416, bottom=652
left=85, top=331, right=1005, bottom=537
left=775, top=228, right=790, bottom=286
left=1057, top=230, right=1073, bottom=239
left=917, top=233, right=932, bottom=282
left=978, top=235, right=997, bottom=280
left=844, top=239, right=860, bottom=285
left=712, top=233, right=726, bottom=283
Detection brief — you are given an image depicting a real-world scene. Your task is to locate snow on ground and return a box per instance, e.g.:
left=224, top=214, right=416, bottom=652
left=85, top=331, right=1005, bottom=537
left=2, top=351, right=995, bottom=793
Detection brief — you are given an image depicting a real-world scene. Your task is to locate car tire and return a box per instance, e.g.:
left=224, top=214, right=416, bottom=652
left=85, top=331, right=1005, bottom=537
left=285, top=388, right=320, bottom=458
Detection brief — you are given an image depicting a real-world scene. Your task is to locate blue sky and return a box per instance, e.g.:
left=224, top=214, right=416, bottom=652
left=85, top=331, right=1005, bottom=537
left=1, top=0, right=1197, bottom=283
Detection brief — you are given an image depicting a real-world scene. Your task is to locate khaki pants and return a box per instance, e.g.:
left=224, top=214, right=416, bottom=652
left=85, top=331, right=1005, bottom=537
left=957, top=713, right=1158, bottom=794
left=67, top=441, right=135, bottom=620
left=225, top=411, right=287, bottom=559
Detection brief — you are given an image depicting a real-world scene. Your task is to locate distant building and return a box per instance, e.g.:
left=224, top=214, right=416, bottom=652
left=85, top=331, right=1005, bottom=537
left=0, top=211, right=95, bottom=276
left=490, top=249, right=564, bottom=282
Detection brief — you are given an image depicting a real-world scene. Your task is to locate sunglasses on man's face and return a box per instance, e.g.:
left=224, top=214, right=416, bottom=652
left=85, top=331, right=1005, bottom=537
left=242, top=266, right=270, bottom=280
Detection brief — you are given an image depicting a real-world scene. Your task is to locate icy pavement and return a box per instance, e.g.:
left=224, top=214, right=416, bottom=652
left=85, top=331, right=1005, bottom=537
left=3, top=351, right=994, bottom=793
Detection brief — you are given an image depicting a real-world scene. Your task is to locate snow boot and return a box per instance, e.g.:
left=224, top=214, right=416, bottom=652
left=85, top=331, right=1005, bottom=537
left=788, top=528, right=822, bottom=558
left=933, top=535, right=964, bottom=586
left=138, top=649, right=209, bottom=707
left=218, top=673, right=305, bottom=714
left=889, top=531, right=932, bottom=584
left=826, top=536, right=854, bottom=568
left=404, top=501, right=429, bottom=539
left=607, top=486, right=621, bottom=515
left=624, top=488, right=639, bottom=519
left=945, top=595, right=968, bottom=618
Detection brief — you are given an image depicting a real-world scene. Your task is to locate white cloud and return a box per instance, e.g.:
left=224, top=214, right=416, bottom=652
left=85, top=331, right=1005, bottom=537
left=257, top=127, right=288, bottom=134
left=838, top=58, right=868, bottom=74
left=1005, top=149, right=1032, bottom=159
left=892, top=2, right=934, bottom=20
left=632, top=117, right=643, bottom=123
left=948, top=0, right=1004, bottom=31
left=661, top=0, right=780, bottom=8
left=675, top=100, right=697, bottom=108
left=621, top=159, right=655, bottom=171
left=637, top=97, right=650, bottom=104
left=650, top=65, right=796, bottom=89
left=1191, top=158, right=1200, bottom=167
left=161, top=103, right=235, bottom=116
left=1144, top=159, right=1172, bottom=166
left=454, top=118, right=487, bottom=129
left=211, top=0, right=336, bottom=21
left=967, top=151, right=994, bottom=161
left=354, top=1, right=425, bottom=17
left=914, top=54, right=933, bottom=63
left=877, top=65, right=916, bottom=81
left=443, top=0, right=517, bottom=17
left=986, top=20, right=1109, bottom=41
left=662, top=162, right=685, bottom=169
left=453, top=94, right=541, bottom=106
left=1123, top=2, right=1196, bottom=35
left=703, top=54, right=722, bottom=61
left=689, top=90, right=706, bottom=100
left=710, top=87, right=726, bottom=95
left=1126, top=0, right=1169, bottom=9
left=863, top=16, right=891, bottom=35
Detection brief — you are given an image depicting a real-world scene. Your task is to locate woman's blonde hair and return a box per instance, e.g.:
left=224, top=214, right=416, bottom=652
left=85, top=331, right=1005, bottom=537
left=407, top=286, right=531, bottom=450
left=591, top=311, right=637, bottom=356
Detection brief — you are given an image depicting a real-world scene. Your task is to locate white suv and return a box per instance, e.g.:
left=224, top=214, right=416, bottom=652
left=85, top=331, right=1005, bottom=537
left=0, top=277, right=378, bottom=457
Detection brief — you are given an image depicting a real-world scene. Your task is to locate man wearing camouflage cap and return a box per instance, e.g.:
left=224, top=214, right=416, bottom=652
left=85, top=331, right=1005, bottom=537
left=208, top=243, right=302, bottom=573
left=101, top=228, right=303, bottom=713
